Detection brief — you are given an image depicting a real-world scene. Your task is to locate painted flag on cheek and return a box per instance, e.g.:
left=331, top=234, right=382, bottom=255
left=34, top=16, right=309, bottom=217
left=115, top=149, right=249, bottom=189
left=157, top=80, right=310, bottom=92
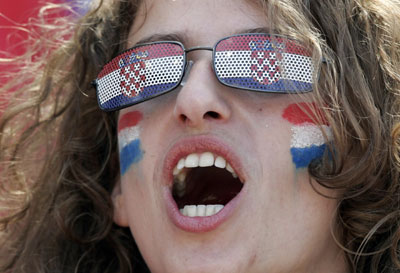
left=282, top=103, right=332, bottom=169
left=118, top=111, right=144, bottom=175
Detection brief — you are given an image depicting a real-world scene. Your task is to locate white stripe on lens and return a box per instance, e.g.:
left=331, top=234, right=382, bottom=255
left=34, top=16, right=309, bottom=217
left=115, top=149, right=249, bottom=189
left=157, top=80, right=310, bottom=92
left=214, top=50, right=313, bottom=84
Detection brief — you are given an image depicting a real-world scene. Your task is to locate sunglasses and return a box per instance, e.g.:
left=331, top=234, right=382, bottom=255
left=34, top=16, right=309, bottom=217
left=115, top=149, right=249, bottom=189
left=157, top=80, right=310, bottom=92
left=93, top=33, right=319, bottom=112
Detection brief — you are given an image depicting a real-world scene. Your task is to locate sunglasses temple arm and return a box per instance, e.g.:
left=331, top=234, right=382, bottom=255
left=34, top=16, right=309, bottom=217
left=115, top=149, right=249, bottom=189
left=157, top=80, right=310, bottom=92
left=180, top=60, right=194, bottom=87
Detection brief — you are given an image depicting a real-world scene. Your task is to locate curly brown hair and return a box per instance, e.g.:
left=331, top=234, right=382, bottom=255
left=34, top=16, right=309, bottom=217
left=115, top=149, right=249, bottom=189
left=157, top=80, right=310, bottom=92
left=0, top=0, right=400, bottom=272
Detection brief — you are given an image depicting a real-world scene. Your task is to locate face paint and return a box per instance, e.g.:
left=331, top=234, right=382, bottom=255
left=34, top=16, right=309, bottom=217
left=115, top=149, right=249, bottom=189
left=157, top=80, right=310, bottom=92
left=118, top=111, right=144, bottom=175
left=282, top=103, right=332, bottom=169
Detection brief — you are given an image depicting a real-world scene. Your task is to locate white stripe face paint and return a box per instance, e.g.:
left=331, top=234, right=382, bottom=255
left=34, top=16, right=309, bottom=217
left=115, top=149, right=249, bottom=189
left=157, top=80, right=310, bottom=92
left=291, top=124, right=333, bottom=149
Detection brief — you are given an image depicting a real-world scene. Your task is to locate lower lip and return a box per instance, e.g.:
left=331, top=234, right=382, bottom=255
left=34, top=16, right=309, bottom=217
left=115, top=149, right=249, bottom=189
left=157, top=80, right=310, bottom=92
left=163, top=186, right=245, bottom=233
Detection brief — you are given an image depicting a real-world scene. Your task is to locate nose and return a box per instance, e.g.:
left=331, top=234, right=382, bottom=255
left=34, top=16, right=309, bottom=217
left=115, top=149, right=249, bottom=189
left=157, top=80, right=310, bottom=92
left=173, top=57, right=232, bottom=129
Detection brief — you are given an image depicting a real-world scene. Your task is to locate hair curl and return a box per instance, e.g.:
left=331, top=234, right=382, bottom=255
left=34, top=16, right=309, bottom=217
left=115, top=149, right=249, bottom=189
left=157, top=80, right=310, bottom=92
left=0, top=0, right=399, bottom=272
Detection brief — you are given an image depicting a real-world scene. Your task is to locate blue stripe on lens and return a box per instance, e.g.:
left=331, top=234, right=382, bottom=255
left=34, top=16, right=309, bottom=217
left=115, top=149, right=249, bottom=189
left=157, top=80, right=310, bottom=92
left=100, top=82, right=179, bottom=111
left=219, top=77, right=312, bottom=92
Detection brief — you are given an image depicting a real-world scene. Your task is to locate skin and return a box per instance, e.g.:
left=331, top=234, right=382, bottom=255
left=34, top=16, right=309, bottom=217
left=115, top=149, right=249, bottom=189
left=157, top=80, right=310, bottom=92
left=112, top=0, right=347, bottom=272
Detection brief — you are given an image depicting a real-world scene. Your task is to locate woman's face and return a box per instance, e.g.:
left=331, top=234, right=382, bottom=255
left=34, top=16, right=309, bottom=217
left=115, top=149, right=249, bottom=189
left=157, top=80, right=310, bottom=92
left=112, top=0, right=346, bottom=272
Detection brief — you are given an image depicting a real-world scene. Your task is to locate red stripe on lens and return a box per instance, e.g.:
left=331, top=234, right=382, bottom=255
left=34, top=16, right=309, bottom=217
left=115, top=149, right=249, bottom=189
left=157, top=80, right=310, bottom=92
left=98, top=42, right=184, bottom=79
left=215, top=34, right=310, bottom=56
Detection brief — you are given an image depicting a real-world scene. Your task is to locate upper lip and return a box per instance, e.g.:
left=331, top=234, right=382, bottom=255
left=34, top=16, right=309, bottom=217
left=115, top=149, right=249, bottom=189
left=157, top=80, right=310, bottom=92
left=162, top=135, right=247, bottom=188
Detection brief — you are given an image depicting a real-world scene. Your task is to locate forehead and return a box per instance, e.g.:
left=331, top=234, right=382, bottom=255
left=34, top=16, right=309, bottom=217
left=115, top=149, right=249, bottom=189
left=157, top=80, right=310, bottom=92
left=128, top=0, right=268, bottom=47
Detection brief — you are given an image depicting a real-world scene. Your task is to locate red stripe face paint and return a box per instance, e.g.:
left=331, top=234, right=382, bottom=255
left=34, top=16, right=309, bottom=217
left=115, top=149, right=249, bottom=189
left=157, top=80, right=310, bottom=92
left=118, top=111, right=143, bottom=132
left=282, top=103, right=328, bottom=126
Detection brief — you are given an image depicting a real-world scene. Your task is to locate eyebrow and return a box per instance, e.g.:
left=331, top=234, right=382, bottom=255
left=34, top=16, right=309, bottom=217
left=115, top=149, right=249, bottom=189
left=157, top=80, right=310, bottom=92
left=134, top=33, right=187, bottom=46
left=133, top=27, right=272, bottom=47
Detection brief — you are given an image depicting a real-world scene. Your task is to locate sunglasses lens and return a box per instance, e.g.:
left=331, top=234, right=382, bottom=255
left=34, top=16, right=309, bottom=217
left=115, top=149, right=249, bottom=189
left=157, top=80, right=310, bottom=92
left=95, top=42, right=185, bottom=111
left=214, top=34, right=315, bottom=93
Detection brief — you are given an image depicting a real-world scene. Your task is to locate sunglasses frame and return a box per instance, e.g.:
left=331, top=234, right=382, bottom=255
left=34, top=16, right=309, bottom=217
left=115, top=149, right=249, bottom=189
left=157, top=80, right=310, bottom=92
left=93, top=33, right=317, bottom=112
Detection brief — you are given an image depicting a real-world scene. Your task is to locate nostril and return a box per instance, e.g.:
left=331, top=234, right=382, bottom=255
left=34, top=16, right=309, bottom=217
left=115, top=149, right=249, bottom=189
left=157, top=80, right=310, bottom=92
left=204, top=111, right=220, bottom=119
left=178, top=111, right=221, bottom=126
left=179, top=111, right=220, bottom=123
left=179, top=114, right=188, bottom=123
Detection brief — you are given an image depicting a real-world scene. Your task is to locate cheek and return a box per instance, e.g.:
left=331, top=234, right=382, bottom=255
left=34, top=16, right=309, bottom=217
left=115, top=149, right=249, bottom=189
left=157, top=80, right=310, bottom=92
left=118, top=111, right=145, bottom=175
left=282, top=103, right=332, bottom=169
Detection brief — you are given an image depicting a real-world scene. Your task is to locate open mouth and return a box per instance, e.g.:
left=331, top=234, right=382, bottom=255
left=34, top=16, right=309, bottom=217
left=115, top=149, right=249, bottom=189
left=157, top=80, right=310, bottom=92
left=171, top=152, right=244, bottom=217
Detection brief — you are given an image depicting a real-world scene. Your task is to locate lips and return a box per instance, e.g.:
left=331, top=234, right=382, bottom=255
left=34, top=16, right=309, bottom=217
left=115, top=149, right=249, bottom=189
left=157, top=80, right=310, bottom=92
left=162, top=136, right=247, bottom=232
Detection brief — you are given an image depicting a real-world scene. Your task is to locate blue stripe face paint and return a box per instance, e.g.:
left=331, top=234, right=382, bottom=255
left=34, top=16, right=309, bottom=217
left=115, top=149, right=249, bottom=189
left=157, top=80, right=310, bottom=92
left=119, top=139, right=144, bottom=175
left=118, top=111, right=144, bottom=175
left=290, top=144, right=326, bottom=169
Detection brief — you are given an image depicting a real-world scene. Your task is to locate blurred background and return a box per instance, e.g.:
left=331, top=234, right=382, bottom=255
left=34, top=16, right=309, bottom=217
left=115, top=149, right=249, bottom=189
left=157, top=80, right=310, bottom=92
left=0, top=0, right=89, bottom=105
left=2, top=0, right=58, bottom=57
left=0, top=0, right=89, bottom=55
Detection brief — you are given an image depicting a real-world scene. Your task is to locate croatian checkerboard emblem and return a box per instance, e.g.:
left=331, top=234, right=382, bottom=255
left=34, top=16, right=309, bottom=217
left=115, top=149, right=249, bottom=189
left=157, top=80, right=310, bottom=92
left=120, top=61, right=146, bottom=97
left=249, top=39, right=283, bottom=85
left=250, top=50, right=281, bottom=85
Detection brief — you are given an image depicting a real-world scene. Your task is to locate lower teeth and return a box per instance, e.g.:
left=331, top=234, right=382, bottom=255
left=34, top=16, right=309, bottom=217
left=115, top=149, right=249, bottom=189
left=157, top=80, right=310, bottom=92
left=180, top=204, right=224, bottom=217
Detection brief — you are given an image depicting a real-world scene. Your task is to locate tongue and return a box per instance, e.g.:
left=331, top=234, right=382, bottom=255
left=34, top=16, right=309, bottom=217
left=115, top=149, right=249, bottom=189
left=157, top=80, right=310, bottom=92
left=173, top=167, right=242, bottom=208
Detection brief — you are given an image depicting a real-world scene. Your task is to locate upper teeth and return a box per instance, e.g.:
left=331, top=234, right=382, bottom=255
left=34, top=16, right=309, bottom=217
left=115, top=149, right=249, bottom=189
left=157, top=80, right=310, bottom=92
left=173, top=152, right=238, bottom=178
